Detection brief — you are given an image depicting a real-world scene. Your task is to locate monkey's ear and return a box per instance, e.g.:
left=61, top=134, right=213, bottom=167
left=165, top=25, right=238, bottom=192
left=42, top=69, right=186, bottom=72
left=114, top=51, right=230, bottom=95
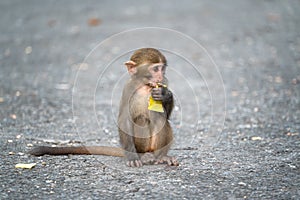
left=124, top=61, right=137, bottom=75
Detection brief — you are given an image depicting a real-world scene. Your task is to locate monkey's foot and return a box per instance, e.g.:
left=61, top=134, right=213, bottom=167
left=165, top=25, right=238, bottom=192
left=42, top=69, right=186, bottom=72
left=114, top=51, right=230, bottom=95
left=155, top=156, right=179, bottom=166
left=141, top=153, right=156, bottom=165
left=126, top=159, right=143, bottom=167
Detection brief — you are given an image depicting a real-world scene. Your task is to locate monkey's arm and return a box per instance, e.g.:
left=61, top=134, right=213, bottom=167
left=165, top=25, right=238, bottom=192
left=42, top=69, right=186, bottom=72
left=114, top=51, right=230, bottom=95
left=162, top=88, right=174, bottom=119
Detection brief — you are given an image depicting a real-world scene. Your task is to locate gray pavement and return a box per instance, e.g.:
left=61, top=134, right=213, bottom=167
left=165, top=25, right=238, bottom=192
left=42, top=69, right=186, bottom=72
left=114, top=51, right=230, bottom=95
left=0, top=0, right=299, bottom=199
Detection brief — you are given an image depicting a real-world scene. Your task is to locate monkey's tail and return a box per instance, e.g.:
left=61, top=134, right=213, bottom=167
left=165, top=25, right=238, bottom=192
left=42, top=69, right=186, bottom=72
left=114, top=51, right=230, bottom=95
left=28, top=146, right=124, bottom=157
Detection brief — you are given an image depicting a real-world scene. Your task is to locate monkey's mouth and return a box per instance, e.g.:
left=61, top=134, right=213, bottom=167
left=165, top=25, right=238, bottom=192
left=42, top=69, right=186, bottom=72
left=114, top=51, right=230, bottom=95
left=146, top=82, right=167, bottom=88
left=156, top=82, right=167, bottom=88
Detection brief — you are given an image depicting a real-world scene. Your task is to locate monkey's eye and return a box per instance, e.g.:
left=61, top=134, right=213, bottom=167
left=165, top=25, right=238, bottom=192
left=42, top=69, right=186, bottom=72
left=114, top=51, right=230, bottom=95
left=153, top=66, right=159, bottom=72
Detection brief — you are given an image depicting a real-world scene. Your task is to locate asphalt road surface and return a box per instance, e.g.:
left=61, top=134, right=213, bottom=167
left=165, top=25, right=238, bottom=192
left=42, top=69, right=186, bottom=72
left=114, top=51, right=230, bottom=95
left=0, top=1, right=299, bottom=199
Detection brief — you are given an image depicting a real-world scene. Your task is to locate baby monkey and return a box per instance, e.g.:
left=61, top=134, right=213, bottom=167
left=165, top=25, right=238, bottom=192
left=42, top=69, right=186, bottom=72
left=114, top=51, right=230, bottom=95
left=29, top=48, right=178, bottom=167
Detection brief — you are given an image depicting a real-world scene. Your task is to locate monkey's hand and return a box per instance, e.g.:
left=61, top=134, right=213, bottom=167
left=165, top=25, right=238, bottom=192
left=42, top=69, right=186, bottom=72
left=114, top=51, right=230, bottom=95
left=125, top=153, right=143, bottom=167
left=151, top=87, right=163, bottom=101
left=127, top=159, right=143, bottom=167
left=151, top=87, right=172, bottom=102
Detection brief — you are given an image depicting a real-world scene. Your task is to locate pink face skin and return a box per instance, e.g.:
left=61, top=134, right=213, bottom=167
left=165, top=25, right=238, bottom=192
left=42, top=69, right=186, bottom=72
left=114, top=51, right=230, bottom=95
left=147, top=63, right=166, bottom=86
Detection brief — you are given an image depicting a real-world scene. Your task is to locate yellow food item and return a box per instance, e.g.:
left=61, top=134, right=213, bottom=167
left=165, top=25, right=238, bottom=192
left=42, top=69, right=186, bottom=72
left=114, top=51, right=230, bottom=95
left=148, top=84, right=166, bottom=113
left=148, top=96, right=164, bottom=113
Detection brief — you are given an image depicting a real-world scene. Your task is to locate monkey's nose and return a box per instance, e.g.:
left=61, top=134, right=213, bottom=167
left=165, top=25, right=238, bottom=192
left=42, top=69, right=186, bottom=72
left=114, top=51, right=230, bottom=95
left=157, top=76, right=163, bottom=82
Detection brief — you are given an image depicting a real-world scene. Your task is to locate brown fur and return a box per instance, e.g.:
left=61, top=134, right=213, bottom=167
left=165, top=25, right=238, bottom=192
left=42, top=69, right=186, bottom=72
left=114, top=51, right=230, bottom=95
left=29, top=48, right=178, bottom=167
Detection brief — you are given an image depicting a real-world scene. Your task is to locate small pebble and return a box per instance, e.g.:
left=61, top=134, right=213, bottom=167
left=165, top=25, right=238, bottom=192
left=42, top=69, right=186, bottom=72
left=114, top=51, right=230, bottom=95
left=25, top=46, right=32, bottom=55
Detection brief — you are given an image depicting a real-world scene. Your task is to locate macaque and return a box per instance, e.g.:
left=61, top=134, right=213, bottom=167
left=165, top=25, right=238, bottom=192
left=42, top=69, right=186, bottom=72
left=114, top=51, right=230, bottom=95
left=29, top=48, right=178, bottom=167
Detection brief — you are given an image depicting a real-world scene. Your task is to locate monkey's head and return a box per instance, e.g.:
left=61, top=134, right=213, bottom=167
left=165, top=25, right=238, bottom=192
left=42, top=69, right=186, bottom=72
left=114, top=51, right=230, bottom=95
left=125, top=48, right=167, bottom=85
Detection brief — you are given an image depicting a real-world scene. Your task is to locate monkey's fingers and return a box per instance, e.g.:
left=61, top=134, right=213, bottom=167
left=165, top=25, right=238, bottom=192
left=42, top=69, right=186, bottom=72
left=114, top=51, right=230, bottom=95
left=155, top=159, right=171, bottom=165
left=127, top=160, right=143, bottom=167
left=155, top=156, right=179, bottom=166
left=151, top=87, right=162, bottom=94
left=170, top=157, right=179, bottom=166
left=151, top=88, right=163, bottom=101
left=152, top=95, right=163, bottom=101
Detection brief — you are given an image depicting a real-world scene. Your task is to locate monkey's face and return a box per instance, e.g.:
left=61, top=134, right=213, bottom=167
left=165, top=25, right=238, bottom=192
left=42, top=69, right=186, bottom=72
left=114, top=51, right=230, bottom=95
left=133, top=62, right=167, bottom=86
left=147, top=63, right=166, bottom=85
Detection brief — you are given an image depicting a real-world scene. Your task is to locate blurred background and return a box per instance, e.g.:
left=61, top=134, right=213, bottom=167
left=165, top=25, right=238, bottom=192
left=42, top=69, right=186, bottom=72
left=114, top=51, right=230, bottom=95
left=1, top=0, right=299, bottom=145
left=0, top=1, right=299, bottom=198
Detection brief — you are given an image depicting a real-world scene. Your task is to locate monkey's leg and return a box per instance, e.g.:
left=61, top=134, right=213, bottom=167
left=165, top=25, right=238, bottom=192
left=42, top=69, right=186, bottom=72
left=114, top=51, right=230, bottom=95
left=126, top=116, right=152, bottom=167
left=119, top=128, right=143, bottom=167
left=153, top=142, right=179, bottom=166
left=152, top=122, right=179, bottom=166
